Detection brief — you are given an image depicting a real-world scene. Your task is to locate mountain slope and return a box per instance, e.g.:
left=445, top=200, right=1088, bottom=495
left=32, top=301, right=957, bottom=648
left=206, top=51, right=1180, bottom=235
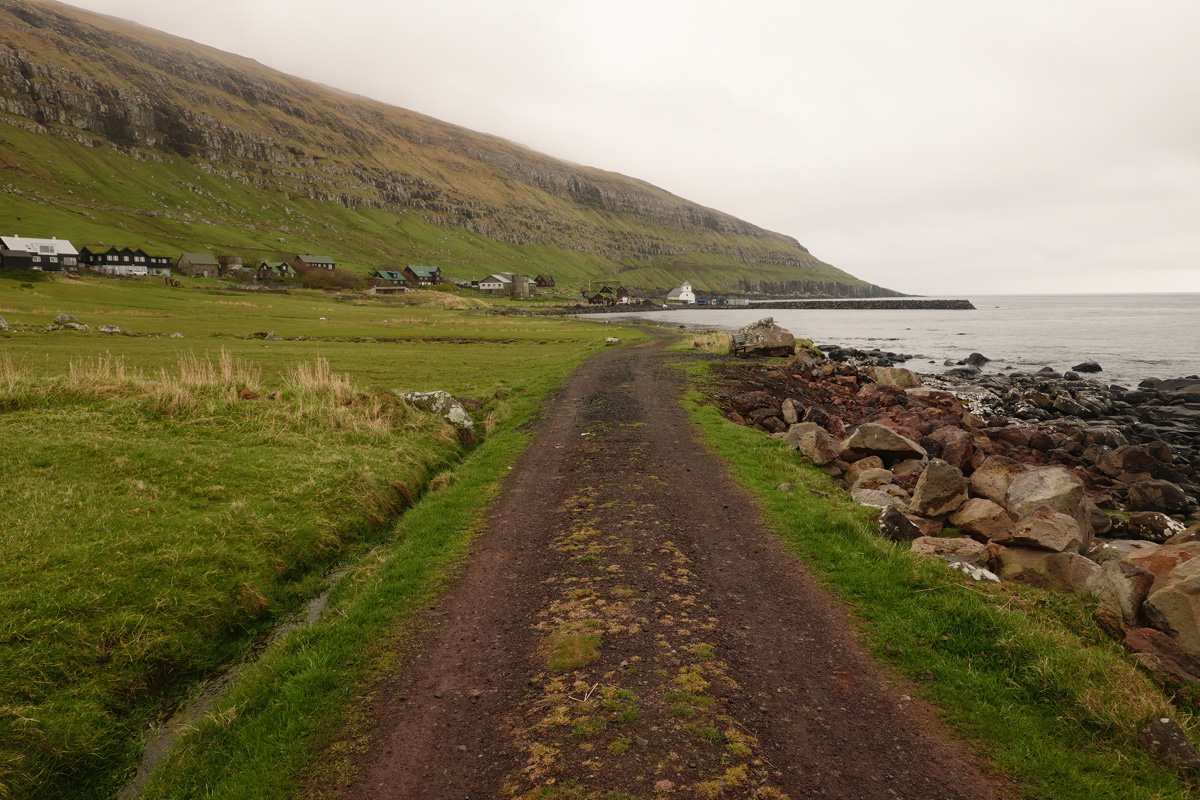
left=0, top=0, right=895, bottom=296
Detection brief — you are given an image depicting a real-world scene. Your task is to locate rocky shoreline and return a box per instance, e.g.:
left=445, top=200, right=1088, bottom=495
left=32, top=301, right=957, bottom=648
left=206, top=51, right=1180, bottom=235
left=704, top=319, right=1200, bottom=699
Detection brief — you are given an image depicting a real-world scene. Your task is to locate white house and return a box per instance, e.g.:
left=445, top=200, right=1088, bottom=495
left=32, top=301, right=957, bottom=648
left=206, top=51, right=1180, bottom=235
left=478, top=273, right=513, bottom=295
left=0, top=235, right=79, bottom=270
left=666, top=280, right=696, bottom=305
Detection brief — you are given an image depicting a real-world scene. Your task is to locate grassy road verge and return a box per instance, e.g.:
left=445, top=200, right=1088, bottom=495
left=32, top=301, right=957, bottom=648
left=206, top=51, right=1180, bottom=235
left=684, top=382, right=1199, bottom=800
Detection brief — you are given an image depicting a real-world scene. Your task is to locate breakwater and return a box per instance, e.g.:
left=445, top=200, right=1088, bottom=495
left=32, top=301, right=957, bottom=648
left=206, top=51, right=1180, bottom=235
left=534, top=298, right=975, bottom=316
left=756, top=299, right=975, bottom=310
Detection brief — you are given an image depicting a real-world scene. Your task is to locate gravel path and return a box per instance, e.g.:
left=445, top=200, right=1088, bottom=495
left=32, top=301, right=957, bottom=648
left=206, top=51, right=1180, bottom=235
left=319, top=329, right=1008, bottom=799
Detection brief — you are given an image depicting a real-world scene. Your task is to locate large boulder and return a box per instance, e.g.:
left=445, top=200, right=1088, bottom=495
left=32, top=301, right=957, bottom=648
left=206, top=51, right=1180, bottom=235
left=793, top=427, right=841, bottom=466
left=851, top=468, right=895, bottom=491
left=853, top=486, right=911, bottom=510
left=782, top=422, right=823, bottom=449
left=1125, top=628, right=1200, bottom=685
left=737, top=317, right=796, bottom=357
left=877, top=505, right=922, bottom=541
left=838, top=422, right=927, bottom=465
left=996, top=508, right=1085, bottom=553
left=1143, top=565, right=1200, bottom=661
left=1006, top=466, right=1092, bottom=551
left=908, top=459, right=969, bottom=518
left=1136, top=717, right=1200, bottom=773
left=1127, top=543, right=1200, bottom=593
left=401, top=391, right=477, bottom=444
left=949, top=498, right=1014, bottom=542
left=1128, top=512, right=1188, bottom=543
left=1097, top=445, right=1159, bottom=478
left=844, top=456, right=885, bottom=487
left=995, top=547, right=1101, bottom=593
left=1087, top=559, right=1155, bottom=625
left=969, top=455, right=1029, bottom=506
left=781, top=398, right=802, bottom=425
left=1127, top=479, right=1190, bottom=515
left=867, top=366, right=922, bottom=390
left=1088, top=539, right=1159, bottom=564
left=925, top=425, right=978, bottom=475
left=910, top=536, right=989, bottom=568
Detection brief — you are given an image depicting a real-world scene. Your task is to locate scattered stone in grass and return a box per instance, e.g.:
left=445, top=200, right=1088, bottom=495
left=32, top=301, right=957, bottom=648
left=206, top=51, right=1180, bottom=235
left=1137, top=717, right=1200, bottom=772
left=777, top=482, right=795, bottom=491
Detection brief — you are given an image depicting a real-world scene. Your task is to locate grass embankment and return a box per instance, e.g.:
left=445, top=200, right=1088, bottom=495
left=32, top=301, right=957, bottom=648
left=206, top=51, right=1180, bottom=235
left=684, top=379, right=1199, bottom=800
left=0, top=278, right=639, bottom=798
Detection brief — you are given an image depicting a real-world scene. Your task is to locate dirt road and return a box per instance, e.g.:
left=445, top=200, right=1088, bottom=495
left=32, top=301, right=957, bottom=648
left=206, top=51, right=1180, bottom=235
left=325, top=329, right=1005, bottom=799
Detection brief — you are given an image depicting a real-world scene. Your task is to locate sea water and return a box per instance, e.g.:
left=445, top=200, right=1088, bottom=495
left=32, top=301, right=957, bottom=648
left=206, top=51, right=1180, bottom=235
left=602, top=293, right=1200, bottom=388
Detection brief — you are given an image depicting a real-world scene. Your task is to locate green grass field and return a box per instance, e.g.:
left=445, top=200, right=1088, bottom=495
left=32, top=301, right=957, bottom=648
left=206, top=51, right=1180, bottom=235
left=0, top=275, right=641, bottom=799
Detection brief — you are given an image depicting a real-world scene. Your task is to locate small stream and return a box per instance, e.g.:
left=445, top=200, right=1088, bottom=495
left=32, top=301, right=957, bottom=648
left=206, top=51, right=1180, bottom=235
left=118, top=563, right=357, bottom=799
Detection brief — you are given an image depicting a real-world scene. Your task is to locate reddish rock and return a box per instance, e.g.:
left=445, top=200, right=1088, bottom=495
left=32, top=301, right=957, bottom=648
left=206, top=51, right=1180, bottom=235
left=1097, top=445, right=1159, bottom=478
left=926, top=425, right=978, bottom=475
left=1125, top=628, right=1200, bottom=685
left=1124, top=542, right=1200, bottom=592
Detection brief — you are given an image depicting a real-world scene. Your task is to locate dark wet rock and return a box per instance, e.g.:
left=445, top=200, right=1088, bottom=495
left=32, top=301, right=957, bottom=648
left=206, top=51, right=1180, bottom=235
left=1072, top=361, right=1103, bottom=373
left=877, top=505, right=923, bottom=542
left=1127, top=512, right=1187, bottom=543
left=1127, top=479, right=1190, bottom=515
left=964, top=353, right=991, bottom=367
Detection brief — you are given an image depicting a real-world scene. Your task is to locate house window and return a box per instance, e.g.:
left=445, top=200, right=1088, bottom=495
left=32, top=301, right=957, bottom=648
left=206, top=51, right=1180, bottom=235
left=33, top=256, right=41, bottom=262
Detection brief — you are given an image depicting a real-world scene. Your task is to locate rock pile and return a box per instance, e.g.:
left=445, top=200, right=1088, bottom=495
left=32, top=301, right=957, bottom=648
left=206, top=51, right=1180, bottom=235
left=711, top=354, right=1200, bottom=688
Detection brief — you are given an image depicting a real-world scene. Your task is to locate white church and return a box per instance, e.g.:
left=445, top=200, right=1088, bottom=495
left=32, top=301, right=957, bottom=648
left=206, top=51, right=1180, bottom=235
left=665, top=280, right=696, bottom=305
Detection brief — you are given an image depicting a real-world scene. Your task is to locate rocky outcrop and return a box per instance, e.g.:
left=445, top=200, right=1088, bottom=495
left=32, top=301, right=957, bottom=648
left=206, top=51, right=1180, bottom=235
left=736, top=318, right=796, bottom=357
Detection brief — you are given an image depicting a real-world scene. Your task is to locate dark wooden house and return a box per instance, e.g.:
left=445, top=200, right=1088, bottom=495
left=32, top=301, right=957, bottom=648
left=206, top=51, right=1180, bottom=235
left=535, top=274, right=555, bottom=288
left=291, top=254, right=336, bottom=271
left=403, top=265, right=442, bottom=288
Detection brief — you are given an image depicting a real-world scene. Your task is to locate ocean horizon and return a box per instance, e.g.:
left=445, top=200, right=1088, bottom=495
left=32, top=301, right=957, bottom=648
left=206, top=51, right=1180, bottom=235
left=603, top=292, right=1200, bottom=388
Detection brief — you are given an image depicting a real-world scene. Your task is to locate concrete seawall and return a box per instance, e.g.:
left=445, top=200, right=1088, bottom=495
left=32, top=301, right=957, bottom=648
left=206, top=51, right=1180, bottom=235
left=539, top=299, right=975, bottom=315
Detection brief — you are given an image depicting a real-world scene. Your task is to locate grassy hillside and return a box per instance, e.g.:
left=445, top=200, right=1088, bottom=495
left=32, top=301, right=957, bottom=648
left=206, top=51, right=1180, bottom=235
left=0, top=0, right=891, bottom=297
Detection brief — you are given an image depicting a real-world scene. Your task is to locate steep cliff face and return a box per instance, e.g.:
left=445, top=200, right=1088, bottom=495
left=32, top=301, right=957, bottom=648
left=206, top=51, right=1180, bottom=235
left=0, top=0, right=891, bottom=293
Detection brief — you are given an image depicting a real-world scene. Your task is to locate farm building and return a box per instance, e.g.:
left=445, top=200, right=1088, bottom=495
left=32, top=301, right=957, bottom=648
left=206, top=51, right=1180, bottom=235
left=177, top=253, right=220, bottom=278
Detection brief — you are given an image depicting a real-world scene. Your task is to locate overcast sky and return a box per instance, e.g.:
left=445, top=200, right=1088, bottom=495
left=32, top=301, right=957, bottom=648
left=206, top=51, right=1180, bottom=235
left=64, top=0, right=1200, bottom=295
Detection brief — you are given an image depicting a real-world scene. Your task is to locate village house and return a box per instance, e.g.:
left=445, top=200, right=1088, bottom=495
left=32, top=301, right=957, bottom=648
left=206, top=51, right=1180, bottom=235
left=665, top=280, right=697, bottom=306
left=403, top=265, right=442, bottom=288
left=177, top=252, right=220, bottom=278
left=534, top=274, right=555, bottom=288
left=291, top=254, right=335, bottom=272
left=257, top=261, right=296, bottom=281
left=370, top=269, right=406, bottom=286
left=478, top=273, right=512, bottom=295
left=0, top=235, right=79, bottom=270
left=478, top=272, right=532, bottom=297
left=79, top=246, right=172, bottom=276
